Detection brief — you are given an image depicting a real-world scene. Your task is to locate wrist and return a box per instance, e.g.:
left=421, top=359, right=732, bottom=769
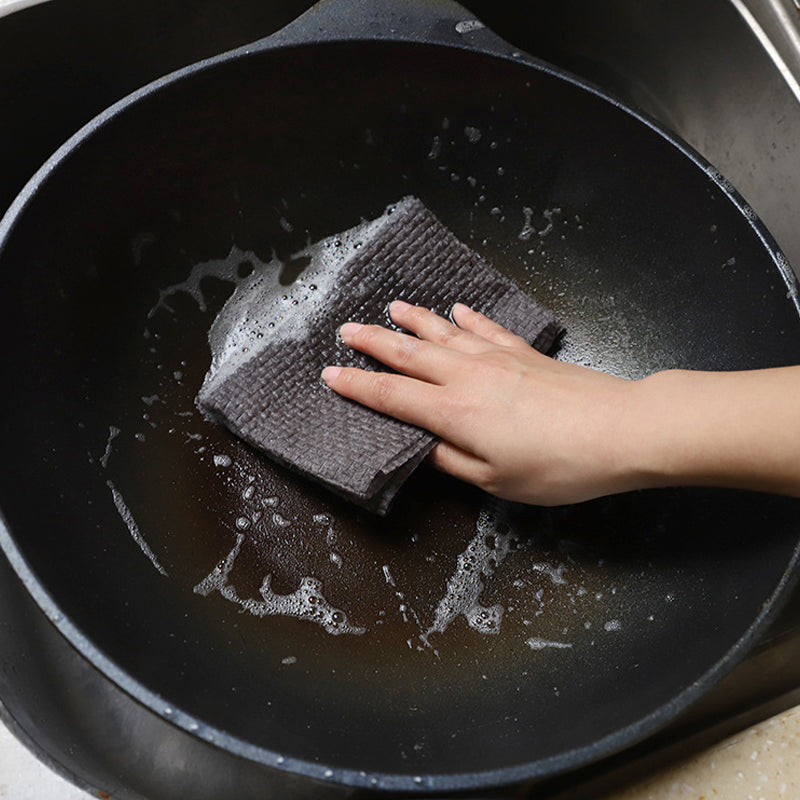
left=624, top=367, right=796, bottom=496
left=621, top=369, right=710, bottom=492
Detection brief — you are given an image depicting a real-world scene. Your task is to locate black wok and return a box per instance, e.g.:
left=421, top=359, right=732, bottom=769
left=1, top=0, right=800, bottom=795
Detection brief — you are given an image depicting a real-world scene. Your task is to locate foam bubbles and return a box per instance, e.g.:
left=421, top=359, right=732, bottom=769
left=197, top=201, right=408, bottom=403
left=464, top=126, right=482, bottom=144
left=100, top=425, right=120, bottom=469
left=465, top=604, right=503, bottom=635
left=426, top=502, right=520, bottom=637
left=455, top=19, right=485, bottom=33
left=194, top=534, right=364, bottom=636
left=148, top=245, right=259, bottom=316
left=518, top=206, right=535, bottom=241
left=107, top=480, right=168, bottom=576
left=526, top=637, right=572, bottom=651
left=382, top=564, right=396, bottom=587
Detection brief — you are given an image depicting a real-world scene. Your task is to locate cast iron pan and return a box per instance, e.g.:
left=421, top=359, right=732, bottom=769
left=1, top=0, right=800, bottom=794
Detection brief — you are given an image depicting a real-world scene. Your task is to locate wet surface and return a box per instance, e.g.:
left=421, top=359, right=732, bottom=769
left=103, top=234, right=646, bottom=663
left=0, top=41, right=799, bottom=779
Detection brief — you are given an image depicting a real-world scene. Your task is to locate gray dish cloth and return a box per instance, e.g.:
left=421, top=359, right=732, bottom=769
left=197, top=197, right=562, bottom=514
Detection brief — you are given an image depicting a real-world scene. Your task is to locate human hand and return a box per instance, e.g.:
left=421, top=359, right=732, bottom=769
left=321, top=300, right=652, bottom=506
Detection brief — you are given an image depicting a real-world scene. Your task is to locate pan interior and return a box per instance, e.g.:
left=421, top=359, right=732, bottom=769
left=1, top=41, right=799, bottom=780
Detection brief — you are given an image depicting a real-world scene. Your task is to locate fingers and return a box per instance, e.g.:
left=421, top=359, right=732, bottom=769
left=389, top=300, right=533, bottom=355
left=321, top=365, right=450, bottom=433
left=388, top=300, right=485, bottom=353
left=427, top=440, right=493, bottom=488
left=450, top=303, right=527, bottom=349
left=339, top=321, right=459, bottom=383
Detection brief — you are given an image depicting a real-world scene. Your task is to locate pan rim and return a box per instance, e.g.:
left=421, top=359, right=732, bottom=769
left=1, top=35, right=799, bottom=792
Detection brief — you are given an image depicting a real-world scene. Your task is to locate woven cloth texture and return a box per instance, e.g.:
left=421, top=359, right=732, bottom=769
left=198, top=197, right=562, bottom=514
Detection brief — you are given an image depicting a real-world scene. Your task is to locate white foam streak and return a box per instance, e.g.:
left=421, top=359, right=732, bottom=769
left=526, top=637, right=572, bottom=651
left=107, top=481, right=168, bottom=576
left=426, top=504, right=519, bottom=638
left=193, top=534, right=364, bottom=636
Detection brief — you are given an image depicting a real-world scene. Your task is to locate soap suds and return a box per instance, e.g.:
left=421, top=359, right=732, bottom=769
left=526, top=637, right=573, bottom=651
left=107, top=480, right=168, bottom=576
left=193, top=533, right=364, bottom=636
left=426, top=503, right=521, bottom=638
left=198, top=206, right=402, bottom=403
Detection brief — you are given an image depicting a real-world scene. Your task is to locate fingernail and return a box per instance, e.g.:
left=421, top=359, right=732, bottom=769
left=389, top=299, right=411, bottom=315
left=321, top=366, right=342, bottom=383
left=339, top=322, right=362, bottom=338
left=452, top=302, right=472, bottom=314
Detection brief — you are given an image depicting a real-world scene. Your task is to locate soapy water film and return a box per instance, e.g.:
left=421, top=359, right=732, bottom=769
left=101, top=245, right=595, bottom=653
left=96, top=116, right=654, bottom=660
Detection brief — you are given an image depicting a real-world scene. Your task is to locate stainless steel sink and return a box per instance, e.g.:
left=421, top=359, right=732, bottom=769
left=466, top=0, right=800, bottom=278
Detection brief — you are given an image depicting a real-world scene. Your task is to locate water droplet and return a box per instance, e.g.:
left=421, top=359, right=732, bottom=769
left=455, top=19, right=485, bottom=33
left=464, top=126, right=481, bottom=143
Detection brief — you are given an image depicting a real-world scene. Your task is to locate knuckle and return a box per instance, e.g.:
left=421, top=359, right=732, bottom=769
left=493, top=329, right=522, bottom=347
left=507, top=333, right=529, bottom=350
left=401, top=304, right=426, bottom=327
left=392, top=336, right=419, bottom=368
left=369, top=373, right=395, bottom=406
left=356, top=324, right=380, bottom=347
left=436, top=322, right=461, bottom=345
left=435, top=394, right=463, bottom=424
left=336, top=367, right=358, bottom=390
left=462, top=354, right=499, bottom=382
left=490, top=350, right=524, bottom=375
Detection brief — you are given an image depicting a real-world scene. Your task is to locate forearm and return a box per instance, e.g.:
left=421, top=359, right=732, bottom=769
left=632, top=367, right=800, bottom=497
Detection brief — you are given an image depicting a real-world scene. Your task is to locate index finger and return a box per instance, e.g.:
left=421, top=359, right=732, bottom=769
left=321, top=365, right=455, bottom=437
left=339, top=321, right=462, bottom=384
